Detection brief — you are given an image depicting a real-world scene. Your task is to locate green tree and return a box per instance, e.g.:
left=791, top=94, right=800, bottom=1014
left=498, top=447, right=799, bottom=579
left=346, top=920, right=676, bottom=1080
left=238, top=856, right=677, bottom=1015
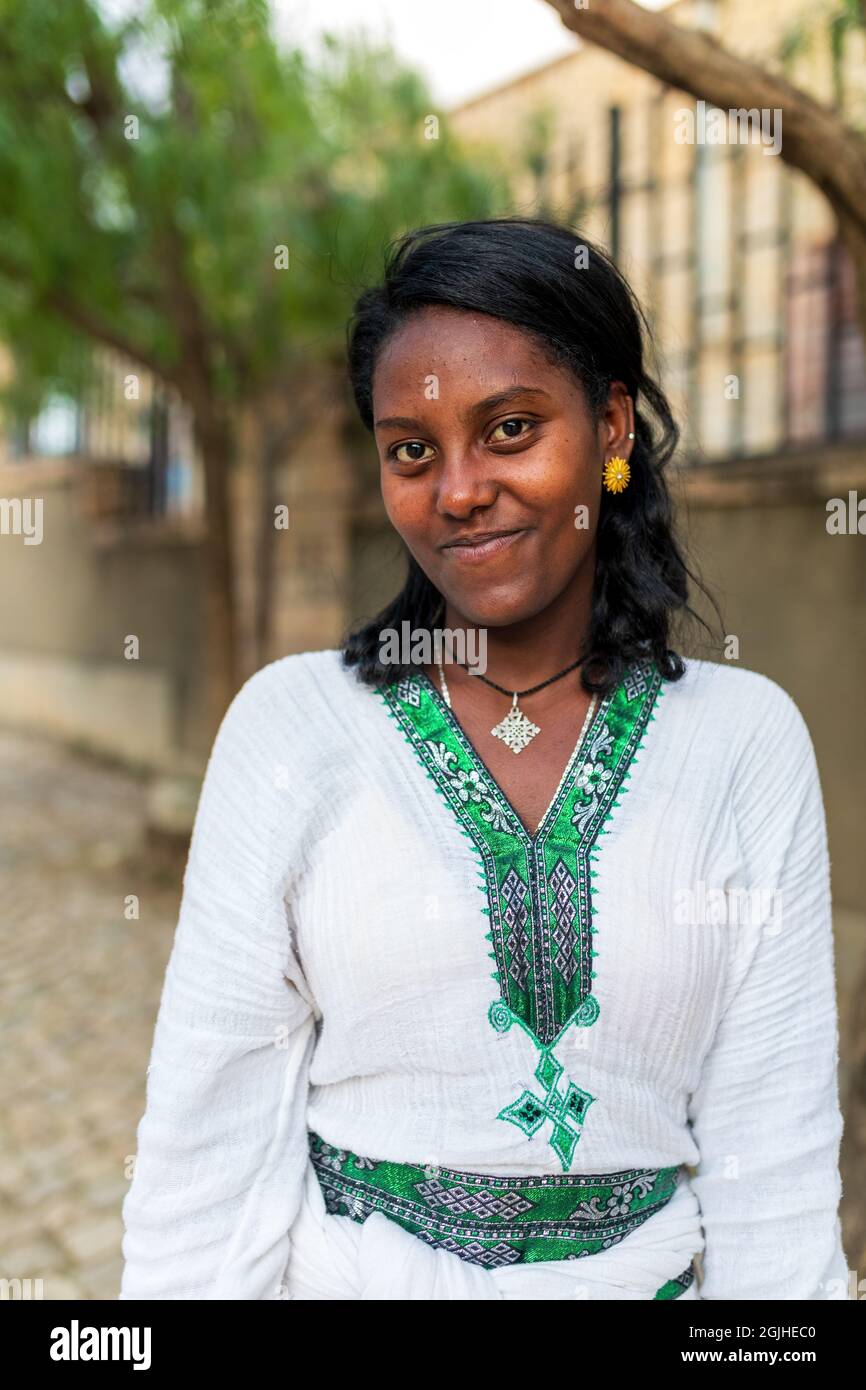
left=0, top=0, right=509, bottom=726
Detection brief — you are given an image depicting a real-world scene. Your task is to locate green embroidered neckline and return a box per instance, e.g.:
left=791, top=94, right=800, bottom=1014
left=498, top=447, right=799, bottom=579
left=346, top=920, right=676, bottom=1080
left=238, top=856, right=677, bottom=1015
left=377, top=658, right=664, bottom=1171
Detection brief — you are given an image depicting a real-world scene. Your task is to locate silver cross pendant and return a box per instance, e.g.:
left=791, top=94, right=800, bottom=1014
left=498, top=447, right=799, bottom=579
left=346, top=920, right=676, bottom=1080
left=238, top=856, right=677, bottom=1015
left=490, top=692, right=541, bottom=754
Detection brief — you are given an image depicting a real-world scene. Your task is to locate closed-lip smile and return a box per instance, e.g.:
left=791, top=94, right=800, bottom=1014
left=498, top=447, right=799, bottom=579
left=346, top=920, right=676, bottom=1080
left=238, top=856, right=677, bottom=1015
left=440, top=528, right=528, bottom=561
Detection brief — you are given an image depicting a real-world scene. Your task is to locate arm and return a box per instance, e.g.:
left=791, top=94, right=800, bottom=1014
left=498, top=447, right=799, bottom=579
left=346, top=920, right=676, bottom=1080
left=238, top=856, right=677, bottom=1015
left=119, top=666, right=317, bottom=1300
left=687, top=679, right=850, bottom=1300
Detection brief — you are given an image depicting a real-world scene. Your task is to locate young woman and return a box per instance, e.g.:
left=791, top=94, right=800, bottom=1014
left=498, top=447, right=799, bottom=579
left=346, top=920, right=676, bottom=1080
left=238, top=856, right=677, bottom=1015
left=119, top=218, right=848, bottom=1301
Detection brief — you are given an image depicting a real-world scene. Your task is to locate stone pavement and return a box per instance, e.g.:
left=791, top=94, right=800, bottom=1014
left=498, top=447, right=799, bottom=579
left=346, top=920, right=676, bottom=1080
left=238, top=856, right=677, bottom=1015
left=1, top=729, right=864, bottom=1300
left=0, top=730, right=182, bottom=1300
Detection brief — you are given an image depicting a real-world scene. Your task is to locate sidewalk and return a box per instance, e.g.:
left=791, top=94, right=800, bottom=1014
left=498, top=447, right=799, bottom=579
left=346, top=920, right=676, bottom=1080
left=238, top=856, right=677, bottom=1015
left=0, top=730, right=182, bottom=1299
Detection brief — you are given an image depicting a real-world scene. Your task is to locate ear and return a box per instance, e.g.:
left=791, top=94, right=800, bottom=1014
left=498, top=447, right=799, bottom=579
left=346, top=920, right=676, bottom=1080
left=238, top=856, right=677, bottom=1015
left=602, top=381, right=635, bottom=458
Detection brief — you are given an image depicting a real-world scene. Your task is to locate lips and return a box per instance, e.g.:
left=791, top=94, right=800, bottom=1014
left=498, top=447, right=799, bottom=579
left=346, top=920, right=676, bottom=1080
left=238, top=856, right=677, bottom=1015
left=440, top=529, right=528, bottom=563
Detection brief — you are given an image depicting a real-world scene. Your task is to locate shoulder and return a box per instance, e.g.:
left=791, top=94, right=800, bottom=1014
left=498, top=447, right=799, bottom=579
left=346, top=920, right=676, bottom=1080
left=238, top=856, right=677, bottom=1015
left=654, top=658, right=820, bottom=816
left=223, top=648, right=374, bottom=725
left=197, top=650, right=378, bottom=845
left=661, top=656, right=812, bottom=752
left=212, top=648, right=384, bottom=785
left=664, top=660, right=823, bottom=846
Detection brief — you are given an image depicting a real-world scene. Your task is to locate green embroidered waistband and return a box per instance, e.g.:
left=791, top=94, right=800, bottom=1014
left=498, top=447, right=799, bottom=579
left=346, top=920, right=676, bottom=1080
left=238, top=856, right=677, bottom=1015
left=307, top=1130, right=695, bottom=1300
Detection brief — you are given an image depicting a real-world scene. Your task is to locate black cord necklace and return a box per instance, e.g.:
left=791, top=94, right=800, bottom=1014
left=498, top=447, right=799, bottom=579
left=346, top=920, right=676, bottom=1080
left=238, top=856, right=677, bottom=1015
left=435, top=651, right=587, bottom=754
left=466, top=656, right=585, bottom=698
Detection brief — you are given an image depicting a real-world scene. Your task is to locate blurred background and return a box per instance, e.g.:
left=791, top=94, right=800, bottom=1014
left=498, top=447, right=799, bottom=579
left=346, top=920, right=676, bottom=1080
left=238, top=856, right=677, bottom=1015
left=0, top=0, right=864, bottom=1299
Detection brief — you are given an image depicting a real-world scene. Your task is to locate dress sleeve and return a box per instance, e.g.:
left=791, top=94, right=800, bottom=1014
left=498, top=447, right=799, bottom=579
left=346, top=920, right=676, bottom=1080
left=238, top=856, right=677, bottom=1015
left=686, top=678, right=850, bottom=1300
left=119, top=666, right=317, bottom=1300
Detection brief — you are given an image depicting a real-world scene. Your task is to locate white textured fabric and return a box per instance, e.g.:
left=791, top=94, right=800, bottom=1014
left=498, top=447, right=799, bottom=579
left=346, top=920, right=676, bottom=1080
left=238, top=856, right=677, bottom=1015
left=119, top=649, right=850, bottom=1300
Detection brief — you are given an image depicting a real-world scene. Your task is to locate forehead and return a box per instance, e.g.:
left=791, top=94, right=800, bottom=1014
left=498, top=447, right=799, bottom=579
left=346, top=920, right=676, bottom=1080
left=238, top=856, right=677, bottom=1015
left=372, top=305, right=557, bottom=400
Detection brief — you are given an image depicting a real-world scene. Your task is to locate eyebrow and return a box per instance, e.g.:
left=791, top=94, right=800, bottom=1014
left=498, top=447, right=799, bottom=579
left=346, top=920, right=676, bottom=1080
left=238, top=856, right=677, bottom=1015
left=374, top=384, right=551, bottom=431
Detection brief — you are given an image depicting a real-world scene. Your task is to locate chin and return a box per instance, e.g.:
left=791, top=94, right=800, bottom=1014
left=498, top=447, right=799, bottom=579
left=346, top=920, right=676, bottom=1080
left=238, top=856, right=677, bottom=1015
left=441, top=587, right=541, bottom=630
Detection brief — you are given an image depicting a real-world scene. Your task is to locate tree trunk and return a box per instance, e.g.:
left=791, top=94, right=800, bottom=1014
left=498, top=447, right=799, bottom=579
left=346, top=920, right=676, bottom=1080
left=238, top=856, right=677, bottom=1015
left=251, top=399, right=287, bottom=675
left=246, top=372, right=342, bottom=673
left=193, top=407, right=239, bottom=737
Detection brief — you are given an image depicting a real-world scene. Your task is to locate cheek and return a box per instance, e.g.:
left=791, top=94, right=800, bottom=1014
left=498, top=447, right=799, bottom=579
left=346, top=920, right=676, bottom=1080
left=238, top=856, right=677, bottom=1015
left=531, top=435, right=600, bottom=520
left=380, top=474, right=429, bottom=541
left=532, top=448, right=601, bottom=558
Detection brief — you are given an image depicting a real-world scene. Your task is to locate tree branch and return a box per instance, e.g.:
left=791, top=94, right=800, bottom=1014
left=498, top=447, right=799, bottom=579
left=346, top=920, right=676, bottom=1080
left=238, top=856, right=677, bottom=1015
left=0, top=248, right=175, bottom=385
left=60, top=26, right=245, bottom=395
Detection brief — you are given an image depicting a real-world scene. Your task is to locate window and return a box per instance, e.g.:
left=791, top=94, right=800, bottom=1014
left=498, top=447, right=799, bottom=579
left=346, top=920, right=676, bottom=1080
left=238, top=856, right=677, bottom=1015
left=785, top=235, right=866, bottom=445
left=17, top=393, right=81, bottom=457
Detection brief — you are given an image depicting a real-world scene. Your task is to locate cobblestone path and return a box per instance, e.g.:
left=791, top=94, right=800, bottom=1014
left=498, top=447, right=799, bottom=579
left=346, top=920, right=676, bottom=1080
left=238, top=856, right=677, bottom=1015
left=0, top=731, right=181, bottom=1299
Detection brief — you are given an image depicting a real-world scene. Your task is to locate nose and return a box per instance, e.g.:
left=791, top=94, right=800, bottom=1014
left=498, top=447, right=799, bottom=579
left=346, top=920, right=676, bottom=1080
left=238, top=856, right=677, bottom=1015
left=435, top=443, right=498, bottom=519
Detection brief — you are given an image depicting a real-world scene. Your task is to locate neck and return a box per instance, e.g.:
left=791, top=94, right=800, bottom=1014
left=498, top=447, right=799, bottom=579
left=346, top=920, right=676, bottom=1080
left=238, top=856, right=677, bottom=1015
left=439, top=558, right=594, bottom=692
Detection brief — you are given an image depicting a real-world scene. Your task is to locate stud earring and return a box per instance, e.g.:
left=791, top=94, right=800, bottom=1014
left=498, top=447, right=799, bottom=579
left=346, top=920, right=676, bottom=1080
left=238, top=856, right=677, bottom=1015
left=603, top=454, right=631, bottom=493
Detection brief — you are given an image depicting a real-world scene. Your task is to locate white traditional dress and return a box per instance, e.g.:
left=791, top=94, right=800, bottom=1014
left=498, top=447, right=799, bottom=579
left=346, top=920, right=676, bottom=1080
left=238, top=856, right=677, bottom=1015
left=118, top=648, right=850, bottom=1300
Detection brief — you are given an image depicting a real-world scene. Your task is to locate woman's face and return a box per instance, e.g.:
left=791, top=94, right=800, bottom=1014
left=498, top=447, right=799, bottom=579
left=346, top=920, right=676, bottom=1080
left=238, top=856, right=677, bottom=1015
left=371, top=304, right=632, bottom=629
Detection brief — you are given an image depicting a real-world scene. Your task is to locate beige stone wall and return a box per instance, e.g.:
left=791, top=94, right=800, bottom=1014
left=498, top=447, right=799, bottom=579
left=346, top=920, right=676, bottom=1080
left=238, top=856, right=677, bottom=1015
left=0, top=458, right=207, bottom=770
left=673, top=449, right=866, bottom=910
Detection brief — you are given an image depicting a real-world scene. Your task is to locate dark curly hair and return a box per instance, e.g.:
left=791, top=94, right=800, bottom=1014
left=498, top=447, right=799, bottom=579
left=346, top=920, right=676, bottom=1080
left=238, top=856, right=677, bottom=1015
left=341, top=216, right=718, bottom=692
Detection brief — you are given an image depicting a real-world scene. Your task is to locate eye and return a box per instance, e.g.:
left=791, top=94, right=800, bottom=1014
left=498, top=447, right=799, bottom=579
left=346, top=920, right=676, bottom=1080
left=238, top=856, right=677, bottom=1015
left=388, top=440, right=434, bottom=465
left=488, top=416, right=534, bottom=444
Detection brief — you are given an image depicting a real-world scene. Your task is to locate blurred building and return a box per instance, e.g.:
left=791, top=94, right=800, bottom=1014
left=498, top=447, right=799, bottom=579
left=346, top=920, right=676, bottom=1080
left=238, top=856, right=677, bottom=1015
left=0, top=0, right=864, bottom=911
left=448, top=0, right=866, bottom=463
left=0, top=348, right=208, bottom=772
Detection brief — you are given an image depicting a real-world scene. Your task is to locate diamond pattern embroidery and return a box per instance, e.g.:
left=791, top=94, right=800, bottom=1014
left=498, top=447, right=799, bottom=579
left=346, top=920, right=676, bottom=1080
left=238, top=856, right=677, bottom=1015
left=549, top=857, right=579, bottom=984
left=396, top=678, right=421, bottom=707
left=416, top=1233, right=523, bottom=1267
left=624, top=661, right=653, bottom=701
left=414, top=1180, right=534, bottom=1219
left=500, top=866, right=531, bottom=992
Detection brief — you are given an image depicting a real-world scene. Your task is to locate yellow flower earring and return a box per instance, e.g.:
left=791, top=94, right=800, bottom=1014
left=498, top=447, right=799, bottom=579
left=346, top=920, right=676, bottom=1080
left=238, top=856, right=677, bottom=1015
left=603, top=432, right=634, bottom=493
